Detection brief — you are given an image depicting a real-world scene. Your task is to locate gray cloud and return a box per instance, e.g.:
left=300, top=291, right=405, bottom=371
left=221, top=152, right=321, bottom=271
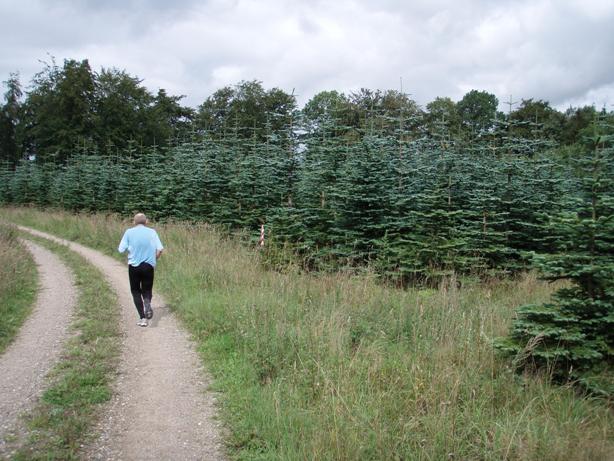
left=1, top=0, right=613, bottom=110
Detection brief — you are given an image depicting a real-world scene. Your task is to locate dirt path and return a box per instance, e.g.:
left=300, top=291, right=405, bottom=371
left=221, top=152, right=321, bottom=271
left=17, top=226, right=226, bottom=461
left=0, top=240, right=77, bottom=455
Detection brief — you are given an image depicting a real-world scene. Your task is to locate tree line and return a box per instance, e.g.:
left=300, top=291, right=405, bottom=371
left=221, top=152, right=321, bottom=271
left=0, top=57, right=605, bottom=166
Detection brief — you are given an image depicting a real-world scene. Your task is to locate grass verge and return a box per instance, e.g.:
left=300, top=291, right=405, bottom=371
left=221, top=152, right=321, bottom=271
left=9, top=229, right=121, bottom=460
left=0, top=223, right=37, bottom=354
left=2, top=206, right=613, bottom=460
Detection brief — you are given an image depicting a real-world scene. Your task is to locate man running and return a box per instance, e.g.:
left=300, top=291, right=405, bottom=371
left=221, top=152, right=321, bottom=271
left=118, top=213, right=164, bottom=327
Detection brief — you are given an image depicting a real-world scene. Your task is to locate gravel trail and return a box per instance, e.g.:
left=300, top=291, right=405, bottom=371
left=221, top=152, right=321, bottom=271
left=0, top=239, right=77, bottom=455
left=17, top=226, right=226, bottom=461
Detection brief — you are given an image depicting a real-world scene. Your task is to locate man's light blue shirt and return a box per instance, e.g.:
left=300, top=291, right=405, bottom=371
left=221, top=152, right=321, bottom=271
left=118, top=225, right=164, bottom=267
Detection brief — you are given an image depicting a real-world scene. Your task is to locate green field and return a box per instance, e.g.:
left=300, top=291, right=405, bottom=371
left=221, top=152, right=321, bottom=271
left=1, top=207, right=612, bottom=460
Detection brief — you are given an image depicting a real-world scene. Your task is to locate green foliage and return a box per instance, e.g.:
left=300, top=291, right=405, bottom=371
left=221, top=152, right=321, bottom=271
left=509, top=98, right=566, bottom=141
left=94, top=67, right=154, bottom=149
left=498, top=117, right=614, bottom=394
left=0, top=73, right=24, bottom=167
left=196, top=80, right=297, bottom=141
left=425, top=96, right=462, bottom=138
left=0, top=105, right=580, bottom=284
left=1, top=59, right=192, bottom=163
left=561, top=105, right=598, bottom=145
left=302, top=90, right=350, bottom=128
left=23, top=58, right=98, bottom=163
left=457, top=89, right=501, bottom=136
left=1, top=75, right=612, bottom=391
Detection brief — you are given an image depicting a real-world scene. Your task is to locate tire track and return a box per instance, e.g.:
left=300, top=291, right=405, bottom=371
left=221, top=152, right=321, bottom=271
left=0, top=240, right=77, bottom=455
left=17, top=226, right=226, bottom=461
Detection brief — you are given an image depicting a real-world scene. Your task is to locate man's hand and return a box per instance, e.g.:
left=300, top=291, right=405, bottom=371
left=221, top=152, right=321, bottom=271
left=156, top=249, right=163, bottom=259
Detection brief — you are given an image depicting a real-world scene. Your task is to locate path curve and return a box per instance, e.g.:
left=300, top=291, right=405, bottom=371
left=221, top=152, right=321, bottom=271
left=17, top=226, right=226, bottom=461
left=0, top=239, right=77, bottom=455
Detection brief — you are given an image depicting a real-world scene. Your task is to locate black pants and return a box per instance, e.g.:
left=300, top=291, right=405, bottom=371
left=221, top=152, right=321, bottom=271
left=128, top=262, right=154, bottom=319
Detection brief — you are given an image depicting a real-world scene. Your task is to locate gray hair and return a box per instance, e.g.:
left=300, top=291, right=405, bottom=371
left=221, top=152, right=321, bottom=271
left=133, top=213, right=147, bottom=225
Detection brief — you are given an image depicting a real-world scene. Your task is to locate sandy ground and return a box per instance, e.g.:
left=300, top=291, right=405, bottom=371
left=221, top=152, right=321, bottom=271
left=0, top=240, right=77, bottom=456
left=17, top=226, right=227, bottom=461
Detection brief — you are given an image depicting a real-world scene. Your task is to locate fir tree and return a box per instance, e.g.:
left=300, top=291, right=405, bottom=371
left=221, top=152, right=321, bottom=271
left=497, top=117, right=614, bottom=395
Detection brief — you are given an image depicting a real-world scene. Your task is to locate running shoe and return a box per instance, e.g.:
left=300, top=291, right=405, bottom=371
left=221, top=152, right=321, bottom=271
left=137, top=318, right=148, bottom=327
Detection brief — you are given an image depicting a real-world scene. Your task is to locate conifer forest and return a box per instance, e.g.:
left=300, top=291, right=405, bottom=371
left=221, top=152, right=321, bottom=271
left=1, top=58, right=613, bottom=393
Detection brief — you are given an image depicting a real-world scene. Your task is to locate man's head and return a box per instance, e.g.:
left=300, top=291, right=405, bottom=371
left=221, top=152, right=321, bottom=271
left=133, top=213, right=147, bottom=225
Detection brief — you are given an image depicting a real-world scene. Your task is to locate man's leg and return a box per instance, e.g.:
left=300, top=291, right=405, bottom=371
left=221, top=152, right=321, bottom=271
left=141, top=263, right=155, bottom=319
left=128, top=264, right=146, bottom=319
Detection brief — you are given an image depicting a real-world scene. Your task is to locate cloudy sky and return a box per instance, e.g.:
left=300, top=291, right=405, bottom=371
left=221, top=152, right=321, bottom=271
left=1, top=0, right=613, bottom=111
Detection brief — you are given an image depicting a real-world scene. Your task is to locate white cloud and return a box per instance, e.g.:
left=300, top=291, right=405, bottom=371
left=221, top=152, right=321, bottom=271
left=0, top=0, right=612, bottom=110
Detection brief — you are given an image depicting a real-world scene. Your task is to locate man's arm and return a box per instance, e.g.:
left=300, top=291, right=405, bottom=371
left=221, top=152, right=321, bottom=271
left=118, top=231, right=129, bottom=253
left=154, top=231, right=163, bottom=259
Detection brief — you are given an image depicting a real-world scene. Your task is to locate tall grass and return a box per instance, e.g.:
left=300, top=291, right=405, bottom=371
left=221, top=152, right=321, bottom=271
left=1, top=207, right=612, bottom=460
left=0, top=223, right=37, bottom=354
